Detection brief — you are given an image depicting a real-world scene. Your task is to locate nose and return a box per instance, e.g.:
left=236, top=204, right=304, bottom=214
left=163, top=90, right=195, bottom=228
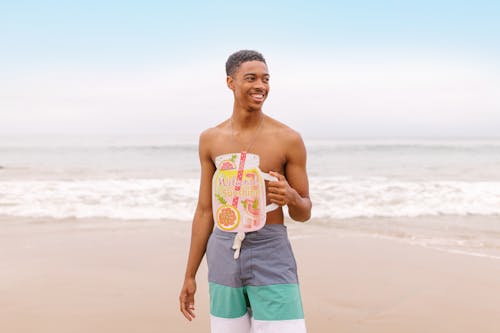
left=253, top=78, right=266, bottom=90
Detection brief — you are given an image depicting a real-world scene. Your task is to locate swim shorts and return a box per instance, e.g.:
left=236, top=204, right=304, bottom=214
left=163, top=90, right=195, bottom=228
left=206, top=224, right=307, bottom=333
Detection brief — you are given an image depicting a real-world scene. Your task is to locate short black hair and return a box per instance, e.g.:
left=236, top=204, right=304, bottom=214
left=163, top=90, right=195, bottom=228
left=225, top=50, right=266, bottom=76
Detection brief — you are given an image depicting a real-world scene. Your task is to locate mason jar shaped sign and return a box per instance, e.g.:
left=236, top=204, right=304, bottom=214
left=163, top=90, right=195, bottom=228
left=212, top=152, right=279, bottom=232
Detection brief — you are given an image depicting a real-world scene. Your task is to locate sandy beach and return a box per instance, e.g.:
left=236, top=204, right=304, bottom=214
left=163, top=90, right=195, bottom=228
left=1, top=217, right=499, bottom=333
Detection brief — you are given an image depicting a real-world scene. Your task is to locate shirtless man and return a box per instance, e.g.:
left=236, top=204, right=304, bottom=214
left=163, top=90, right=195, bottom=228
left=179, top=50, right=312, bottom=333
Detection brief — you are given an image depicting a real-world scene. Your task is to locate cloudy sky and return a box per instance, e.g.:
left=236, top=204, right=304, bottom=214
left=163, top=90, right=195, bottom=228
left=1, top=0, right=499, bottom=139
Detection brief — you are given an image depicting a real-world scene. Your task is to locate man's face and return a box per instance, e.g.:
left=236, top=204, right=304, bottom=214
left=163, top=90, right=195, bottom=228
left=227, top=60, right=270, bottom=111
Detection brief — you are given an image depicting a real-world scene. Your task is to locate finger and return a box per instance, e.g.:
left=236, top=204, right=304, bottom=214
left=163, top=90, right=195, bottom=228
left=268, top=193, right=284, bottom=200
left=186, top=302, right=196, bottom=318
left=181, top=302, right=196, bottom=321
left=268, top=187, right=286, bottom=195
left=179, top=293, right=186, bottom=311
left=268, top=194, right=285, bottom=205
left=267, top=178, right=280, bottom=186
left=267, top=181, right=285, bottom=189
left=268, top=192, right=278, bottom=199
left=269, top=171, right=285, bottom=181
left=180, top=293, right=196, bottom=321
left=179, top=295, right=191, bottom=320
left=269, top=192, right=289, bottom=205
left=181, top=307, right=193, bottom=321
left=186, top=293, right=196, bottom=316
left=269, top=198, right=286, bottom=206
left=267, top=184, right=281, bottom=191
left=180, top=300, right=190, bottom=321
left=269, top=197, right=280, bottom=205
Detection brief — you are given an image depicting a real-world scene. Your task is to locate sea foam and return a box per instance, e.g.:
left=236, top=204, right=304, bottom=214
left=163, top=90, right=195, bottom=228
left=1, top=177, right=499, bottom=220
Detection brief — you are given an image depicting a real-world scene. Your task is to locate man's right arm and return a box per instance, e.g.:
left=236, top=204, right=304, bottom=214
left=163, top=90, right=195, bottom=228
left=179, top=130, right=215, bottom=321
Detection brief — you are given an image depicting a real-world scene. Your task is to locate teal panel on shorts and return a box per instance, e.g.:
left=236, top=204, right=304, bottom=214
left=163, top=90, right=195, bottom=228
left=209, top=282, right=249, bottom=318
left=247, top=284, right=304, bottom=321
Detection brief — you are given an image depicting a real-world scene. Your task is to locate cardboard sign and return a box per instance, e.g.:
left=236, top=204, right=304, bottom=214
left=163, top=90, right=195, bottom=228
left=212, top=152, right=278, bottom=233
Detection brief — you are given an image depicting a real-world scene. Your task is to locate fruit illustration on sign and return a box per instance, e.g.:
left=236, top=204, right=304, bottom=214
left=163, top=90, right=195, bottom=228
left=220, top=160, right=236, bottom=170
left=216, top=205, right=240, bottom=231
left=220, top=154, right=238, bottom=170
left=243, top=198, right=260, bottom=216
left=245, top=171, right=259, bottom=189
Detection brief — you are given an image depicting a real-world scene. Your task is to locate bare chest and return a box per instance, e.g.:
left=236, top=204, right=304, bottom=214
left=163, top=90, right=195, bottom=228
left=210, top=134, right=286, bottom=174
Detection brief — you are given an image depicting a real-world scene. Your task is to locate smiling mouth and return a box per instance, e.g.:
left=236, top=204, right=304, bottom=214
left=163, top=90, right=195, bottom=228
left=250, top=93, right=265, bottom=102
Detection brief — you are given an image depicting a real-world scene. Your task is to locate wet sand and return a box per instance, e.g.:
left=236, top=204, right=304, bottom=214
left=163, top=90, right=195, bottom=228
left=1, top=217, right=499, bottom=333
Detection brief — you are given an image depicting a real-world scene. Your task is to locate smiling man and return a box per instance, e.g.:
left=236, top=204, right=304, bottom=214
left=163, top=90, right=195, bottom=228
left=179, top=50, right=312, bottom=333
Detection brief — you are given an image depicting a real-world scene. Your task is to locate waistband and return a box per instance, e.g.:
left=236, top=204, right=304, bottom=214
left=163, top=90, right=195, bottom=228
left=211, top=223, right=288, bottom=241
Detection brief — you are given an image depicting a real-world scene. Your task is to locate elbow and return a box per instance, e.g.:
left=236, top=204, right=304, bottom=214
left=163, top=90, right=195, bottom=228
left=289, top=198, right=312, bottom=222
left=290, top=209, right=311, bottom=223
left=296, top=213, right=311, bottom=222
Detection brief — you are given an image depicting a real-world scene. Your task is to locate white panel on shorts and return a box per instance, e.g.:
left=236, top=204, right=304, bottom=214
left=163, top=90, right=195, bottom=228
left=250, top=317, right=307, bottom=333
left=210, top=313, right=251, bottom=333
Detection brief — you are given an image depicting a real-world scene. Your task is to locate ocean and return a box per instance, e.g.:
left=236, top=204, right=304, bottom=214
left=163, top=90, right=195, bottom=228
left=1, top=135, right=500, bottom=259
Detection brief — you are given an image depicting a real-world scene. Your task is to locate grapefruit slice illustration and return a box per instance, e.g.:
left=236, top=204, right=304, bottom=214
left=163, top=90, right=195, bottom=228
left=220, top=160, right=236, bottom=170
left=216, top=205, right=240, bottom=231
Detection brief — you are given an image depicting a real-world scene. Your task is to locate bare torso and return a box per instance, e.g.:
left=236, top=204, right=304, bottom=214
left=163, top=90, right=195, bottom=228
left=207, top=115, right=295, bottom=225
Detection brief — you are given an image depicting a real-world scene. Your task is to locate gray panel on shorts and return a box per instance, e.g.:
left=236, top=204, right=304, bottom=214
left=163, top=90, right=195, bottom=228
left=206, top=225, right=299, bottom=288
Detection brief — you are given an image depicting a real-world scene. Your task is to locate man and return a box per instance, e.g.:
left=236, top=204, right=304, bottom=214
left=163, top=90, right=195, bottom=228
left=179, top=50, right=312, bottom=333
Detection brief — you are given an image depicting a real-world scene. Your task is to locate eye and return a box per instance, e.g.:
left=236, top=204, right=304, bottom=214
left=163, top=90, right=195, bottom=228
left=245, top=77, right=255, bottom=82
left=263, top=77, right=270, bottom=83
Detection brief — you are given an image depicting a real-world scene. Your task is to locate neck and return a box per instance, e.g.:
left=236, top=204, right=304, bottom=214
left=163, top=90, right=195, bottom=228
left=231, top=107, right=264, bottom=130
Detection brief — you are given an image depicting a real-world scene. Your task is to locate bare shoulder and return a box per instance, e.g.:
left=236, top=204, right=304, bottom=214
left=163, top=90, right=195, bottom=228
left=198, top=127, right=217, bottom=158
left=198, top=120, right=232, bottom=162
left=199, top=127, right=215, bottom=144
left=265, top=115, right=305, bottom=147
left=199, top=120, right=228, bottom=145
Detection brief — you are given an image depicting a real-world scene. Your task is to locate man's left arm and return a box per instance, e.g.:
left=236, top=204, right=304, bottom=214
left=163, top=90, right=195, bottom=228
left=268, top=132, right=312, bottom=222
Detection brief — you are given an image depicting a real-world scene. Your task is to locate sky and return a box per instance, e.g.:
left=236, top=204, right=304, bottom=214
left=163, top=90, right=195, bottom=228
left=1, top=0, right=499, bottom=139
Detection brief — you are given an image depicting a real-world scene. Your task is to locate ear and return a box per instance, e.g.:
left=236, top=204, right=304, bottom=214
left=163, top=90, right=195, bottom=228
left=226, top=75, right=234, bottom=90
